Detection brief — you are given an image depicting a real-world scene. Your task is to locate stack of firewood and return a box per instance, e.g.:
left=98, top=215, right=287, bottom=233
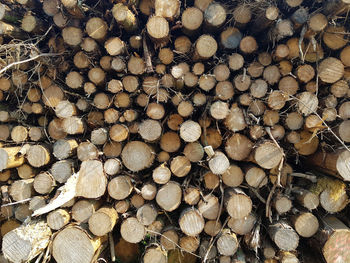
left=1, top=0, right=350, bottom=262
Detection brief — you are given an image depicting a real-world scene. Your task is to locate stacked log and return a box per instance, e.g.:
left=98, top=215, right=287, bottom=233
left=0, top=0, right=350, bottom=263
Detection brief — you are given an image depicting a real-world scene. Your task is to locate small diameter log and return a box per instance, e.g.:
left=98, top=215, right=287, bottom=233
left=292, top=212, right=319, bottom=238
left=52, top=226, right=106, bottom=263
left=47, top=209, right=71, bottom=230
left=88, top=207, right=118, bottom=236
left=205, top=220, right=222, bottom=236
left=252, top=6, right=279, bottom=33
left=76, top=160, right=107, bottom=199
left=21, top=13, right=44, bottom=34
left=170, top=155, right=191, bottom=177
left=121, top=141, right=155, bottom=172
left=71, top=200, right=100, bottom=223
left=2, top=221, right=51, bottom=263
left=33, top=172, right=55, bottom=194
left=0, top=147, right=25, bottom=171
left=198, top=194, right=220, bottom=220
left=26, top=145, right=50, bottom=168
left=224, top=104, right=246, bottom=132
left=295, top=188, right=319, bottom=210
left=9, top=179, right=34, bottom=201
left=245, top=166, right=267, bottom=188
left=146, top=16, right=169, bottom=47
left=318, top=57, right=344, bottom=84
left=181, top=7, right=203, bottom=35
left=222, top=164, right=244, bottom=187
left=51, top=160, right=73, bottom=184
left=273, top=195, right=292, bottom=215
left=156, top=181, right=182, bottom=211
left=269, top=221, right=299, bottom=251
left=208, top=151, right=229, bottom=174
left=138, top=119, right=162, bottom=142
left=220, top=28, right=242, bottom=49
left=179, top=208, right=205, bottom=236
left=225, top=188, right=252, bottom=219
left=53, top=139, right=78, bottom=160
left=307, top=150, right=350, bottom=181
left=62, top=26, right=83, bottom=46
left=112, top=3, right=138, bottom=31
left=254, top=141, right=283, bottom=169
left=141, top=183, right=157, bottom=201
left=137, top=204, right=158, bottom=226
left=204, top=2, right=226, bottom=30
left=225, top=133, right=253, bottom=161
left=120, top=217, right=146, bottom=243
left=153, top=164, right=171, bottom=184
left=193, top=34, right=218, bottom=60
left=155, top=0, right=180, bottom=20
left=180, top=120, right=202, bottom=142
left=143, top=246, right=167, bottom=263
left=108, top=175, right=133, bottom=200
left=228, top=213, right=256, bottom=235
left=216, top=229, right=238, bottom=256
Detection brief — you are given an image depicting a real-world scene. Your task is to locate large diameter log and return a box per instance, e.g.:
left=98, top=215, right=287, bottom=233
left=121, top=141, right=155, bottom=172
left=146, top=16, right=169, bottom=46
left=307, top=150, right=350, bottom=181
left=269, top=221, right=299, bottom=251
left=0, top=147, right=25, bottom=171
left=52, top=225, right=106, bottom=263
left=193, top=34, right=217, bottom=60
left=2, top=221, right=51, bottom=263
left=318, top=57, right=344, bottom=83
left=76, top=160, right=107, bottom=198
left=292, top=212, right=319, bottom=238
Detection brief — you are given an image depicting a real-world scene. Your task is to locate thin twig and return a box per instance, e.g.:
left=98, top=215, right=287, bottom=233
left=0, top=52, right=62, bottom=75
left=1, top=197, right=32, bottom=207
left=109, top=232, right=116, bottom=262
left=290, top=172, right=317, bottom=183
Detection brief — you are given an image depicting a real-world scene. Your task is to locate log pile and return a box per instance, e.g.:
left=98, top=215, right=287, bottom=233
left=0, top=0, right=350, bottom=262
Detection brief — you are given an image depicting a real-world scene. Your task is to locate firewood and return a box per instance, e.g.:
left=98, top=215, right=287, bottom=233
left=2, top=221, right=51, bottom=263
left=52, top=226, right=106, bottom=263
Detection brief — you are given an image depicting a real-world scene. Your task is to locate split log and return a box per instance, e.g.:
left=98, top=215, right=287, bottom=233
left=76, top=160, right=107, bottom=199
left=2, top=221, right=51, bottom=263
